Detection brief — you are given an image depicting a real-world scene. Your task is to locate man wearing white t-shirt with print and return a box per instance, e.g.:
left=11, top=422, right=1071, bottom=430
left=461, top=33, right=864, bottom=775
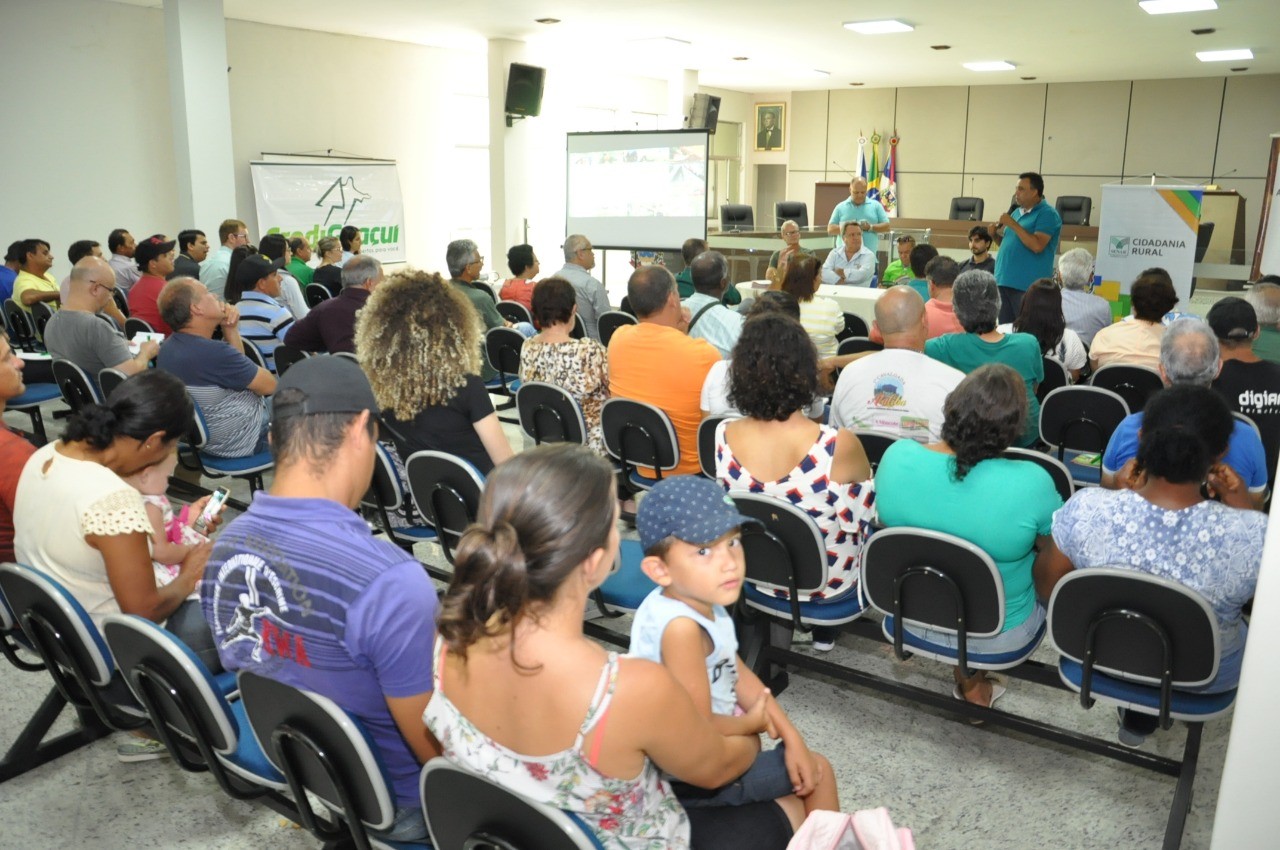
left=830, top=285, right=964, bottom=442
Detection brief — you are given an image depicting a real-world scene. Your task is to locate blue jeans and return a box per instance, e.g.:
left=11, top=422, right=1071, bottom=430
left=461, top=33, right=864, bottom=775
left=369, top=805, right=429, bottom=844
left=165, top=598, right=223, bottom=674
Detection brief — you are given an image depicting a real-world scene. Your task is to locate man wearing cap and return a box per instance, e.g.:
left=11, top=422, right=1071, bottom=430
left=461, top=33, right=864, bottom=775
left=157, top=277, right=276, bottom=458
left=285, top=255, right=383, bottom=355
left=229, top=253, right=294, bottom=372
left=203, top=355, right=440, bottom=843
left=44, top=257, right=158, bottom=392
left=127, top=234, right=178, bottom=334
left=1208, top=297, right=1280, bottom=491
left=12, top=238, right=60, bottom=311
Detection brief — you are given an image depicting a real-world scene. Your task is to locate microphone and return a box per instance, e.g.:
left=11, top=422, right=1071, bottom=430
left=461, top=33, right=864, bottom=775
left=832, top=160, right=854, bottom=178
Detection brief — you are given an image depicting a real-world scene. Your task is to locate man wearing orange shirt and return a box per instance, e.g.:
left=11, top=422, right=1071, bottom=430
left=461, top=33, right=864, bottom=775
left=607, top=265, right=719, bottom=476
left=870, top=256, right=963, bottom=343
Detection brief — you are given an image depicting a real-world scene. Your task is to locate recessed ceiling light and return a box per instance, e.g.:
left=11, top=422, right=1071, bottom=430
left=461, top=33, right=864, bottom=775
left=849, top=82, right=864, bottom=86
left=1197, top=48, right=1254, bottom=62
left=843, top=20, right=914, bottom=35
left=1191, top=27, right=1216, bottom=34
left=964, top=61, right=1016, bottom=72
left=1139, top=0, right=1217, bottom=14
left=1230, top=66, right=1249, bottom=72
left=1021, top=76, right=1037, bottom=80
left=931, top=45, right=951, bottom=50
left=534, top=17, right=560, bottom=24
left=732, top=56, right=748, bottom=61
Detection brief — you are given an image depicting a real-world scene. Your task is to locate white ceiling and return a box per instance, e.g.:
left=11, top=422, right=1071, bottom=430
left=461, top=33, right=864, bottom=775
left=116, top=0, right=1277, bottom=91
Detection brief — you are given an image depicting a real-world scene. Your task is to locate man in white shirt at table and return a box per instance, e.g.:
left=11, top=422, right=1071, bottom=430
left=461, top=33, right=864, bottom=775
left=822, top=222, right=876, bottom=286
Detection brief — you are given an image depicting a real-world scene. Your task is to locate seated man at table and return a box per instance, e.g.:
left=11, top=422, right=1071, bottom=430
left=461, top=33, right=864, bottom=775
left=821, top=221, right=876, bottom=286
left=1102, top=317, right=1268, bottom=508
left=682, top=251, right=744, bottom=358
left=608, top=265, right=720, bottom=475
left=831, top=285, right=964, bottom=442
left=157, top=277, right=277, bottom=458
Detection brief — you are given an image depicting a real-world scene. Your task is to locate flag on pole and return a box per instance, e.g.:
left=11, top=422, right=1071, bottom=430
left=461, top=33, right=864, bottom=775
left=881, top=135, right=899, bottom=217
left=867, top=131, right=882, bottom=201
left=855, top=134, right=867, bottom=182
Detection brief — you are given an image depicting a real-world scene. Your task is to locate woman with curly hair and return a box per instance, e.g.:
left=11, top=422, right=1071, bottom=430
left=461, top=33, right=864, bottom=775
left=874, top=364, right=1063, bottom=707
left=519, top=277, right=609, bottom=455
left=714, top=312, right=874, bottom=651
left=355, top=269, right=513, bottom=474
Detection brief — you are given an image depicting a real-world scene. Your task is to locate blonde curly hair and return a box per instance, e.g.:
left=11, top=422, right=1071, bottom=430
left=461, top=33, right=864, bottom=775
left=354, top=268, right=482, bottom=419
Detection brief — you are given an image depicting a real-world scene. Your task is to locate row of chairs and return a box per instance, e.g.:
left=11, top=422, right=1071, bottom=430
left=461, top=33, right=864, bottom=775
left=0, top=562, right=605, bottom=848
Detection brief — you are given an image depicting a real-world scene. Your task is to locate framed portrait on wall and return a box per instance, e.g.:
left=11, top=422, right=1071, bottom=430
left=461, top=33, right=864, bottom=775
left=755, top=103, right=784, bottom=152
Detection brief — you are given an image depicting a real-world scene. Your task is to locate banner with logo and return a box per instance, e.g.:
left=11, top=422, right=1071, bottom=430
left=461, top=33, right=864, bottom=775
left=250, top=161, right=407, bottom=263
left=1095, top=184, right=1203, bottom=308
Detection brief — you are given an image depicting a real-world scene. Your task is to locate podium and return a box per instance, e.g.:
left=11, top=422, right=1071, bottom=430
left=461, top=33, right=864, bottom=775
left=1198, top=190, right=1247, bottom=290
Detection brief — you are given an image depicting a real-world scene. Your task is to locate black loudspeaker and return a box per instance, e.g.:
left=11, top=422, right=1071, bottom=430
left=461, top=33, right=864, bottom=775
left=505, top=63, right=545, bottom=118
left=689, top=93, right=721, bottom=134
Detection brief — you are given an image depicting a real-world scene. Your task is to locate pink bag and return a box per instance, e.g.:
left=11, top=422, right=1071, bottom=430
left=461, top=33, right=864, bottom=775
left=786, top=807, right=915, bottom=850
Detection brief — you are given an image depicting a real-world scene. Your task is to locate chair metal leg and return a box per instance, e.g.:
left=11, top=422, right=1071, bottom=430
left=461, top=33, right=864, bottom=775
left=0, top=684, right=111, bottom=783
left=1162, top=722, right=1202, bottom=850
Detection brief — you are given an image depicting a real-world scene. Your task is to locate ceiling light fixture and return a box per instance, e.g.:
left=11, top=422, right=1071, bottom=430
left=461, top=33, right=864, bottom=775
left=849, top=82, right=865, bottom=86
left=1197, top=48, right=1254, bottom=62
left=964, top=61, right=1016, bottom=72
left=931, top=45, right=951, bottom=50
left=844, top=20, right=914, bottom=35
left=733, top=56, right=748, bottom=61
left=1191, top=27, right=1216, bottom=34
left=1021, top=76, right=1037, bottom=80
left=1230, top=67, right=1249, bottom=72
left=1139, top=0, right=1217, bottom=14
left=535, top=17, right=560, bottom=24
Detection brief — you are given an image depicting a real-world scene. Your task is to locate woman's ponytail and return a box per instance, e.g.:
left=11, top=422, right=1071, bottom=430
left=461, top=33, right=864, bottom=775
left=437, top=521, right=531, bottom=658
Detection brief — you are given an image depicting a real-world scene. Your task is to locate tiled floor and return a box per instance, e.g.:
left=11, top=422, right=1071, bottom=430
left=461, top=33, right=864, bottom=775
left=0, top=400, right=1230, bottom=849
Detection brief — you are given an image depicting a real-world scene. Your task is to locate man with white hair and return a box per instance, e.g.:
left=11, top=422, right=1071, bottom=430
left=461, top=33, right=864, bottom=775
left=1246, top=276, right=1280, bottom=364
left=1056, top=247, right=1111, bottom=346
left=1101, top=317, right=1268, bottom=507
left=552, top=234, right=610, bottom=341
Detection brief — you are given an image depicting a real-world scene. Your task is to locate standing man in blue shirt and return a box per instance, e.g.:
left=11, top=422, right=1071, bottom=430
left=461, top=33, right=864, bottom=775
left=992, top=172, right=1062, bottom=324
left=827, top=177, right=890, bottom=267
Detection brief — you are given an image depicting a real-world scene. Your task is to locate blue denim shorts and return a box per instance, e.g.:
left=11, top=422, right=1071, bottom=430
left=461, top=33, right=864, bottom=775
left=671, top=743, right=793, bottom=808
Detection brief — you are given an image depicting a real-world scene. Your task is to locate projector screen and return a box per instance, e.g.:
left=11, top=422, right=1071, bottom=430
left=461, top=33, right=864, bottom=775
left=566, top=129, right=709, bottom=251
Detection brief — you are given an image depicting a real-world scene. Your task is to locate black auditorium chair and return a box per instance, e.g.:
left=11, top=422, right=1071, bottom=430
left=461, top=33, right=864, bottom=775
left=1038, top=385, right=1129, bottom=487
left=124, top=316, right=154, bottom=339
left=1090, top=364, right=1163, bottom=414
left=720, top=204, right=754, bottom=232
left=1038, top=356, right=1071, bottom=404
left=51, top=358, right=102, bottom=412
left=237, top=671, right=409, bottom=850
left=861, top=527, right=1045, bottom=706
left=853, top=430, right=899, bottom=474
left=421, top=760, right=602, bottom=849
left=403, top=450, right=485, bottom=575
left=516, top=381, right=587, bottom=447
left=496, top=299, right=533, bottom=325
left=359, top=442, right=438, bottom=553
left=1001, top=447, right=1075, bottom=504
left=734, top=493, right=868, bottom=689
left=949, top=196, right=985, bottom=221
left=837, top=337, right=883, bottom=357
left=484, top=326, right=524, bottom=424
left=6, top=381, right=62, bottom=445
left=600, top=398, right=680, bottom=492
left=182, top=396, right=274, bottom=499
left=774, top=201, right=809, bottom=229
left=241, top=339, right=269, bottom=371
left=597, top=310, right=637, bottom=347
left=473, top=281, right=497, bottom=302
left=112, top=288, right=130, bottom=317
left=30, top=302, right=54, bottom=342
left=97, top=367, right=128, bottom=400
left=272, top=344, right=309, bottom=376
left=1055, top=195, right=1092, bottom=226
left=571, top=313, right=587, bottom=340
left=697, top=416, right=727, bottom=479
left=101, top=614, right=290, bottom=803
left=304, top=283, right=332, bottom=308
left=837, top=312, right=869, bottom=342
left=1047, top=568, right=1237, bottom=850
left=5, top=300, right=41, bottom=352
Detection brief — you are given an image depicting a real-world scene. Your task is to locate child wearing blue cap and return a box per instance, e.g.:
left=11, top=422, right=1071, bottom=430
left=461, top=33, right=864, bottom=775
left=630, top=475, right=840, bottom=820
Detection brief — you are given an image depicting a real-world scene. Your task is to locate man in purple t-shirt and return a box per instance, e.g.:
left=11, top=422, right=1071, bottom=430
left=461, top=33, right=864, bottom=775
left=202, top=355, right=439, bottom=843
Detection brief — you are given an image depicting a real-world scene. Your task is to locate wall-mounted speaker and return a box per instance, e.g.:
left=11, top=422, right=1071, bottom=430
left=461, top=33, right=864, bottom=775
left=689, top=92, right=721, bottom=134
left=505, top=63, right=546, bottom=119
